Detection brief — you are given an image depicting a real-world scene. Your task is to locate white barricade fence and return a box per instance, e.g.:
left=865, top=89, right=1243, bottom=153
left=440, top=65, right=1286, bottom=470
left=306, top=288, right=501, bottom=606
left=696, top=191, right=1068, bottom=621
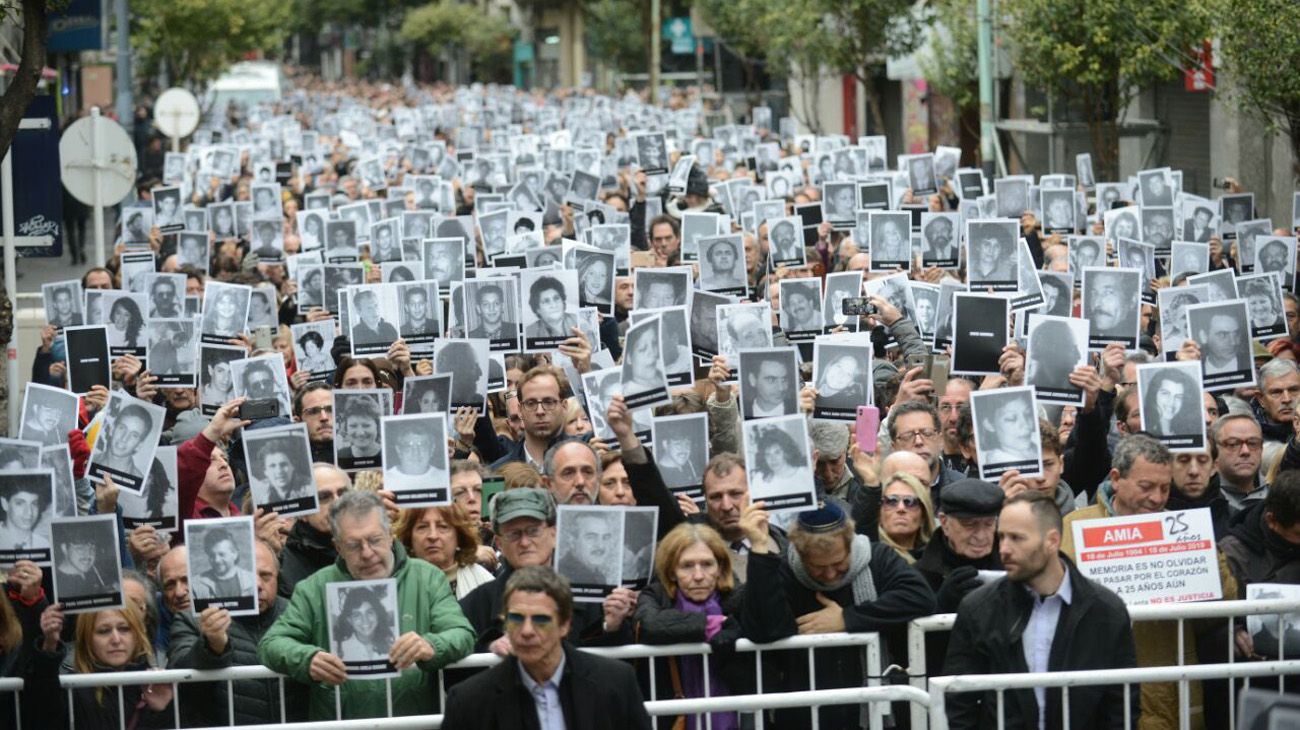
left=0, top=677, right=22, bottom=728
left=926, top=659, right=1300, bottom=730
left=53, top=632, right=885, bottom=730
left=907, top=598, right=1300, bottom=729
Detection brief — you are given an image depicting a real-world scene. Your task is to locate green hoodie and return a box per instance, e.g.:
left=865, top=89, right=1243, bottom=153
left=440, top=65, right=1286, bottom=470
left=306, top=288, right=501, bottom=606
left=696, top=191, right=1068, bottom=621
left=258, top=543, right=475, bottom=720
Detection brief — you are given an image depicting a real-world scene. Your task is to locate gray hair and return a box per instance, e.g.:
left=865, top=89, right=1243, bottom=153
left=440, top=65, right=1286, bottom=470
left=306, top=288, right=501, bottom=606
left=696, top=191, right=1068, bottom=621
left=542, top=439, right=602, bottom=479
left=1124, top=351, right=1154, bottom=366
left=1112, top=433, right=1172, bottom=477
left=1259, top=358, right=1299, bottom=385
left=328, top=490, right=390, bottom=539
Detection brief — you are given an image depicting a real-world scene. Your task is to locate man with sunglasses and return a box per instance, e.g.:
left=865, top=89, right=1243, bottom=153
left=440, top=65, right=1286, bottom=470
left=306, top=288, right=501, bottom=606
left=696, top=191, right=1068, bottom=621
left=459, top=488, right=634, bottom=655
left=443, top=566, right=652, bottom=729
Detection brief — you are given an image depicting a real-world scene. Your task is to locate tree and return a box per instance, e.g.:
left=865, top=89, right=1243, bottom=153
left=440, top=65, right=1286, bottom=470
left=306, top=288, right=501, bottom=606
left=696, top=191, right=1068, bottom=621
left=917, top=0, right=980, bottom=139
left=130, top=0, right=292, bottom=89
left=1214, top=0, right=1300, bottom=179
left=0, top=0, right=51, bottom=166
left=1000, top=0, right=1211, bottom=179
left=584, top=0, right=645, bottom=76
left=399, top=1, right=516, bottom=81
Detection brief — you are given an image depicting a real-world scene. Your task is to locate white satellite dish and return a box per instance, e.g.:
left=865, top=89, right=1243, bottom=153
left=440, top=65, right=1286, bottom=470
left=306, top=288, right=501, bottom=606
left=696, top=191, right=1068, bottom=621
left=59, top=107, right=137, bottom=264
left=154, top=87, right=201, bottom=142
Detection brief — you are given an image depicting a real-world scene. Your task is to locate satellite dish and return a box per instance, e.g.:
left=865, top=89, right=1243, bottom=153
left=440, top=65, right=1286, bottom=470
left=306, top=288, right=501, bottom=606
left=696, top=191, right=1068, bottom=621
left=154, top=87, right=201, bottom=140
left=59, top=109, right=137, bottom=207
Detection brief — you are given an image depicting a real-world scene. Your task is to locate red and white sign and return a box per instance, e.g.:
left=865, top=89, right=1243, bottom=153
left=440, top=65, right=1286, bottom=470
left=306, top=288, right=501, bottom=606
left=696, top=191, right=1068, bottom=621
left=1071, top=508, right=1221, bottom=605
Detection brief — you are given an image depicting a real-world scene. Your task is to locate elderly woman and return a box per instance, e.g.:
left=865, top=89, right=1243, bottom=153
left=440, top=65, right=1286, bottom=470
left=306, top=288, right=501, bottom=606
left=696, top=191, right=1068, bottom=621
left=635, top=523, right=750, bottom=730
left=877, top=472, right=935, bottom=563
left=29, top=603, right=175, bottom=729
left=395, top=505, right=494, bottom=599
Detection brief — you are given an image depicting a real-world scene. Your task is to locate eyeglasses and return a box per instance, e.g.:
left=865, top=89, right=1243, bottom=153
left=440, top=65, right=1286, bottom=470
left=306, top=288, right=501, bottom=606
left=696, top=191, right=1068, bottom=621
left=882, top=495, right=921, bottom=510
left=302, top=405, right=333, bottom=418
left=499, top=525, right=545, bottom=543
left=504, top=612, right=556, bottom=630
left=1218, top=438, right=1263, bottom=452
left=339, top=534, right=390, bottom=555
left=521, top=398, right=562, bottom=412
left=897, top=428, right=939, bottom=443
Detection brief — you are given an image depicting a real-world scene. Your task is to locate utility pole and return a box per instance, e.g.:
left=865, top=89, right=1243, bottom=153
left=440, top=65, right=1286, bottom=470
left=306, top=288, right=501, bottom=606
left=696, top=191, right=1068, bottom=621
left=976, top=0, right=995, bottom=178
left=648, top=0, right=660, bottom=105
left=114, top=0, right=133, bottom=137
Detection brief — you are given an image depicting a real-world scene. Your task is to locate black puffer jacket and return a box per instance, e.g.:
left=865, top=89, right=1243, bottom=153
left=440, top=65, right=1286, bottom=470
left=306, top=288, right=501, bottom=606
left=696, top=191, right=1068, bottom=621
left=1221, top=500, right=1300, bottom=590
left=278, top=520, right=336, bottom=599
left=168, top=596, right=307, bottom=726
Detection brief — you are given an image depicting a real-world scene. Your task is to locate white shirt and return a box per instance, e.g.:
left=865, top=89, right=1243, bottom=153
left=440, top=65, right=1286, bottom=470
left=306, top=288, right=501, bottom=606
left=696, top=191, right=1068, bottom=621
left=518, top=652, right=567, bottom=730
left=749, top=398, right=788, bottom=419
left=1022, top=562, right=1073, bottom=730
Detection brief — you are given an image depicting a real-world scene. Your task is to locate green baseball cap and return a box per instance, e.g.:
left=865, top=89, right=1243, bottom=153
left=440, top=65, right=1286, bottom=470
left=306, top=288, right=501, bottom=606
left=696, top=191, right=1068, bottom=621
left=491, top=488, right=556, bottom=532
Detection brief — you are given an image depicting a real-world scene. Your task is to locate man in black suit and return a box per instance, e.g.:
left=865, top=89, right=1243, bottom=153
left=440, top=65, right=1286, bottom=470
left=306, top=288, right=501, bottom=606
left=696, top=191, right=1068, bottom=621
left=442, top=566, right=652, bottom=730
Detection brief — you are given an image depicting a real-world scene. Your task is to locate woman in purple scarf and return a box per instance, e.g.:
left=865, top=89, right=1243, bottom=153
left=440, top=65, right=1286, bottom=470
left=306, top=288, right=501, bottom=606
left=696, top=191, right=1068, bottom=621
left=634, top=523, right=752, bottom=730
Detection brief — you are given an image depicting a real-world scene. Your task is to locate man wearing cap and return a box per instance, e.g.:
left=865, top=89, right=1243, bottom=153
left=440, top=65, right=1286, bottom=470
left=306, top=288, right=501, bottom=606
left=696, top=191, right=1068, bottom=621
left=458, top=488, right=635, bottom=654
left=915, top=478, right=1005, bottom=612
left=739, top=500, right=935, bottom=728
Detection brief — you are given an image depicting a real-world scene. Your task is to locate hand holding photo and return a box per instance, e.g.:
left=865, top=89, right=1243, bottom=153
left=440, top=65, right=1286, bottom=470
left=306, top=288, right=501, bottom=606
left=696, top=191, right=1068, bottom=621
left=970, top=386, right=1043, bottom=480
left=85, top=391, right=165, bottom=493
left=381, top=414, right=450, bottom=506
left=741, top=414, right=817, bottom=512
left=185, top=515, right=259, bottom=615
left=1136, top=361, right=1207, bottom=451
left=51, top=514, right=123, bottom=612
left=242, top=424, right=319, bottom=517
left=327, top=579, right=400, bottom=678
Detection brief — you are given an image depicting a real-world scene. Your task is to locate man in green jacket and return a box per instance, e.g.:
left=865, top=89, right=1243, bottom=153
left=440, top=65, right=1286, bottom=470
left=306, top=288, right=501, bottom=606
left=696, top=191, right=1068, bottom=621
left=258, top=491, right=475, bottom=719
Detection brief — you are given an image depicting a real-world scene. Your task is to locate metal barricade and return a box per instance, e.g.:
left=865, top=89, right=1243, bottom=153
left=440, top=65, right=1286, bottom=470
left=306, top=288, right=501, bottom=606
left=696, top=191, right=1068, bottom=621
left=0, top=677, right=22, bottom=728
left=58, top=632, right=884, bottom=730
left=907, top=598, right=1300, bottom=730
left=926, top=659, right=1300, bottom=730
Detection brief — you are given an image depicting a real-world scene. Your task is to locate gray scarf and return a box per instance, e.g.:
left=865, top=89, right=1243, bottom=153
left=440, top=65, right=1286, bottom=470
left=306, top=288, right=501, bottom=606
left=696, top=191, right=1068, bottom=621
left=786, top=533, right=878, bottom=606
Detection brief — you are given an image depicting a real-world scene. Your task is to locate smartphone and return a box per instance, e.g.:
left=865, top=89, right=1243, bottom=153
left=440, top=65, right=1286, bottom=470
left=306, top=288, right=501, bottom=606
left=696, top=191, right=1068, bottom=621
left=905, top=353, right=931, bottom=378
left=856, top=406, right=880, bottom=452
left=841, top=297, right=875, bottom=316
left=931, top=357, right=950, bottom=393
left=238, top=398, right=280, bottom=420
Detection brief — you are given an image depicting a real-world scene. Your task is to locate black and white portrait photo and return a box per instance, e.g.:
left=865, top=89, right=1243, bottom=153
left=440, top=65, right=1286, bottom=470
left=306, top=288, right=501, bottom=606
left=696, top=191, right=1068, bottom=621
left=1140, top=207, right=1176, bottom=251
left=696, top=234, right=747, bottom=296
left=86, top=392, right=164, bottom=493
left=1244, top=583, right=1300, bottom=661
left=1081, top=267, right=1142, bottom=350
left=146, top=319, right=198, bottom=386
left=208, top=202, right=236, bottom=239
left=680, top=211, right=721, bottom=262
left=298, top=209, right=327, bottom=251
left=297, top=265, right=325, bottom=312
left=716, top=302, right=773, bottom=361
left=920, top=212, right=959, bottom=268
left=823, top=181, right=857, bottom=230
left=42, top=280, right=83, bottom=330
left=401, top=374, right=451, bottom=416
left=588, top=223, right=632, bottom=274
left=397, top=282, right=441, bottom=354
left=185, top=516, right=259, bottom=615
left=1188, top=269, right=1239, bottom=303
left=1255, top=236, right=1297, bottom=286
left=117, top=444, right=177, bottom=531
left=41, top=445, right=79, bottom=520
left=521, top=269, right=581, bottom=351
left=634, top=268, right=690, bottom=311
left=1171, top=241, right=1210, bottom=281
left=250, top=182, right=282, bottom=222
left=767, top=216, right=805, bottom=269
left=291, top=320, right=338, bottom=380
left=966, top=220, right=1019, bottom=290
left=574, top=247, right=616, bottom=314
left=650, top=413, right=708, bottom=497
left=994, top=178, right=1029, bottom=218
left=688, top=290, right=729, bottom=360
left=1037, top=272, right=1073, bottom=320
left=250, top=219, right=285, bottom=263
left=1187, top=299, right=1255, bottom=390
left=422, top=237, right=464, bottom=290
left=1041, top=188, right=1076, bottom=234
left=334, top=390, right=387, bottom=471
left=368, top=218, right=403, bottom=264
left=822, top=271, right=864, bottom=331
left=1220, top=193, right=1255, bottom=238
left=779, top=278, right=824, bottom=339
left=383, top=261, right=421, bottom=284
left=1239, top=273, right=1289, bottom=340
left=504, top=212, right=543, bottom=256
left=152, top=185, right=183, bottom=232
left=1118, top=238, right=1157, bottom=285
left=742, top=414, right=816, bottom=512
left=347, top=284, right=401, bottom=357
left=433, top=338, right=489, bottom=412
left=906, top=153, right=938, bottom=196
left=51, top=515, right=122, bottom=612
left=629, top=306, right=694, bottom=387
left=20, top=383, right=78, bottom=446
left=1069, top=236, right=1105, bottom=275
left=621, top=315, right=670, bottom=410
left=1138, top=168, right=1175, bottom=207
left=555, top=506, right=623, bottom=601
left=201, top=282, right=252, bottom=345
left=636, top=132, right=669, bottom=176
left=1024, top=314, right=1088, bottom=406
left=869, top=211, right=912, bottom=271
left=1182, top=203, right=1217, bottom=243
left=327, top=579, right=399, bottom=678
left=199, top=344, right=245, bottom=415
left=381, top=413, right=450, bottom=505
left=97, top=291, right=147, bottom=357
left=1137, top=361, right=1207, bottom=451
left=326, top=219, right=360, bottom=263
left=970, top=386, right=1043, bottom=480
left=143, top=273, right=185, bottom=319
left=864, top=272, right=917, bottom=324
left=1158, top=285, right=1209, bottom=358
left=0, top=470, right=54, bottom=565
left=739, top=347, right=799, bottom=420
left=1076, top=153, right=1095, bottom=189
left=464, top=278, right=521, bottom=351
left=621, top=507, right=658, bottom=590
left=229, top=354, right=292, bottom=420
left=951, top=293, right=1009, bottom=376
left=242, top=424, right=318, bottom=516
left=812, top=341, right=872, bottom=420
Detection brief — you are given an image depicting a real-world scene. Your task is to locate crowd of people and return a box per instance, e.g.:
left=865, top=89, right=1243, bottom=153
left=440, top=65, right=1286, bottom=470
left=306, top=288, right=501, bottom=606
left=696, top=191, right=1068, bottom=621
left=3, top=71, right=1300, bottom=730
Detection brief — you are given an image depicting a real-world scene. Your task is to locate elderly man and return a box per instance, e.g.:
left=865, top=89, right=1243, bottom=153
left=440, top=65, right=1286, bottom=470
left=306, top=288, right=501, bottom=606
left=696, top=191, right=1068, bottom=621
left=259, top=492, right=474, bottom=719
left=887, top=401, right=969, bottom=506
left=1253, top=359, right=1300, bottom=467
left=171, top=539, right=307, bottom=724
left=916, top=479, right=1005, bottom=612
left=543, top=440, right=601, bottom=505
left=1062, top=434, right=1238, bottom=730
left=458, top=489, right=635, bottom=654
left=279, top=463, right=350, bottom=598
left=740, top=500, right=935, bottom=729
left=442, top=567, right=652, bottom=729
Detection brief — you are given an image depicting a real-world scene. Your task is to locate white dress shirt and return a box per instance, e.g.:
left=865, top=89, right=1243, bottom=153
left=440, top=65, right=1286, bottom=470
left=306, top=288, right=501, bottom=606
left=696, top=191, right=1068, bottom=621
left=519, top=652, right=567, bottom=730
left=1022, top=562, right=1073, bottom=730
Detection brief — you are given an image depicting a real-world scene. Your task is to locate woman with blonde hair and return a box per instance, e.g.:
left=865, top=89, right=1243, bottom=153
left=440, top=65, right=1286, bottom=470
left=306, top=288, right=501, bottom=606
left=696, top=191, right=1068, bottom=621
left=395, top=504, right=494, bottom=599
left=635, top=523, right=751, bottom=730
left=877, top=472, right=935, bottom=563
left=29, top=602, right=175, bottom=729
